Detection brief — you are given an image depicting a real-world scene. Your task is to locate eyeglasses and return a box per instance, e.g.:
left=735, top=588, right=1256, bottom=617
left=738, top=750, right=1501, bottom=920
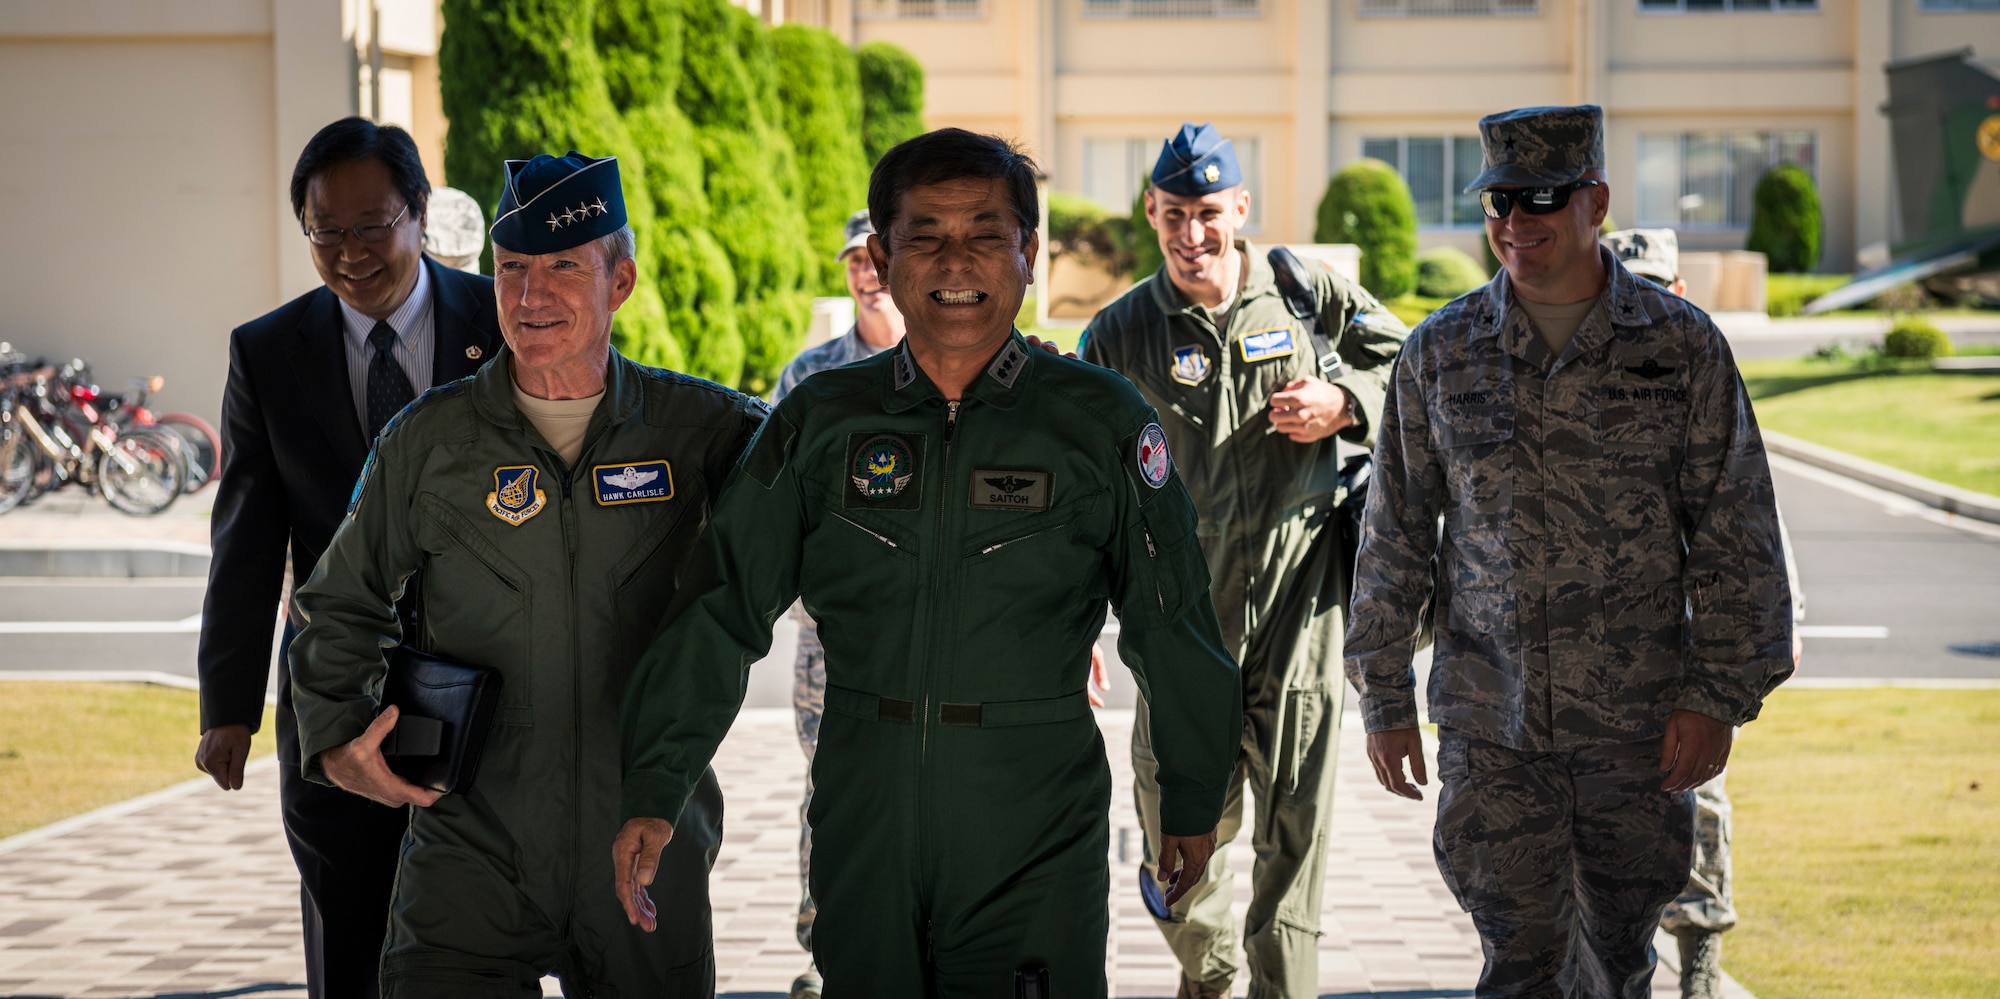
left=1479, top=181, right=1603, bottom=221
left=303, top=203, right=410, bottom=247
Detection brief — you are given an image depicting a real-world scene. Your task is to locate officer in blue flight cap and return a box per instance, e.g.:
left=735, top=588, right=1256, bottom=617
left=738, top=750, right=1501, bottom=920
left=1081, top=123, right=1409, bottom=999
left=291, top=150, right=766, bottom=996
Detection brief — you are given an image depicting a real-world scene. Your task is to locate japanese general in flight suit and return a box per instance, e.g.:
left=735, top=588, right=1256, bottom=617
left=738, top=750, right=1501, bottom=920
left=614, top=129, right=1243, bottom=998
left=290, top=151, right=765, bottom=997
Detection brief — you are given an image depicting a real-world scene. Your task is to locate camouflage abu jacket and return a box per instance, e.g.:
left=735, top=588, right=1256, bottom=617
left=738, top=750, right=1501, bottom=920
left=1345, top=249, right=1794, bottom=750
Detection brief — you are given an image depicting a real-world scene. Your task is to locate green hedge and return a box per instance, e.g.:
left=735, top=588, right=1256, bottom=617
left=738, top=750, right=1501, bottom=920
left=1747, top=163, right=1823, bottom=274
left=1416, top=247, right=1487, bottom=300
left=773, top=25, right=870, bottom=297
left=1129, top=179, right=1164, bottom=281
left=1315, top=159, right=1417, bottom=299
left=1766, top=273, right=1850, bottom=317
left=1049, top=192, right=1137, bottom=280
left=1884, top=317, right=1953, bottom=359
left=858, top=41, right=924, bottom=165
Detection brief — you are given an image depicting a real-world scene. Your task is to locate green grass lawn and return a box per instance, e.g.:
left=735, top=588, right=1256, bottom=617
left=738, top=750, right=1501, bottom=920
left=1727, top=688, right=2000, bottom=999
left=1740, top=358, right=2000, bottom=496
left=0, top=681, right=277, bottom=840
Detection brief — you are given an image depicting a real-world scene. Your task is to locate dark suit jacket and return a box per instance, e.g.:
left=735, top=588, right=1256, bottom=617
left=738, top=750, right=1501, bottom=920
left=198, top=258, right=503, bottom=732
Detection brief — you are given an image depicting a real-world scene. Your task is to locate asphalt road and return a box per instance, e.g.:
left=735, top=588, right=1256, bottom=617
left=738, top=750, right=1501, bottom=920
left=2, top=454, right=1995, bottom=702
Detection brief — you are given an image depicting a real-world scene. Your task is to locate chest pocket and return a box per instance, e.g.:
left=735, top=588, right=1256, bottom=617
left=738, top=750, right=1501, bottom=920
left=415, top=495, right=535, bottom=716
left=1433, top=405, right=1514, bottom=588
left=608, top=470, right=708, bottom=671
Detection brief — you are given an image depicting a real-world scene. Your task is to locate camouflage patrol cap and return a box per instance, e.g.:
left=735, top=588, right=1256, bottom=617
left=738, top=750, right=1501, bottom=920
left=1603, top=228, right=1679, bottom=284
left=1465, top=105, right=1605, bottom=192
left=837, top=209, right=875, bottom=261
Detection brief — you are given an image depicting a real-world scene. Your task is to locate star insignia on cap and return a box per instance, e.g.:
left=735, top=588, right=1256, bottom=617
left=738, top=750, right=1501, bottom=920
left=1503, top=136, right=1518, bottom=151
left=560, top=208, right=577, bottom=225
left=589, top=198, right=609, bottom=216
left=546, top=213, right=564, bottom=231
left=1203, top=163, right=1220, bottom=183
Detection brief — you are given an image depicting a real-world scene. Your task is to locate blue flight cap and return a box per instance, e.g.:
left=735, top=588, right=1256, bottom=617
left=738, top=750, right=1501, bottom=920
left=489, top=151, right=628, bottom=254
left=1151, top=123, right=1242, bottom=197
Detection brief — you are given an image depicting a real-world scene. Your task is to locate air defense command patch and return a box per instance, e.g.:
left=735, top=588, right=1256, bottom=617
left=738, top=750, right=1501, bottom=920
left=594, top=460, right=674, bottom=505
left=970, top=469, right=1051, bottom=511
left=1238, top=326, right=1296, bottom=363
left=846, top=432, right=924, bottom=510
left=1170, top=345, right=1211, bottom=386
left=1136, top=423, right=1171, bottom=489
left=486, top=465, right=546, bottom=525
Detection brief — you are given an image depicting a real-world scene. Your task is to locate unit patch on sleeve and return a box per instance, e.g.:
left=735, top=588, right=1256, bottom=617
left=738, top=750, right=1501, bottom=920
left=969, top=469, right=1051, bottom=511
left=486, top=465, right=546, bottom=525
left=1136, top=423, right=1172, bottom=489
left=1170, top=345, right=1211, bottom=387
left=1237, top=326, right=1297, bottom=363
left=845, top=432, right=925, bottom=510
left=593, top=460, right=674, bottom=506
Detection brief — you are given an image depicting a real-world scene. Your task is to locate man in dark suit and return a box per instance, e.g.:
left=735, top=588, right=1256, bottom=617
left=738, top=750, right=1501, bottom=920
left=193, top=117, right=502, bottom=998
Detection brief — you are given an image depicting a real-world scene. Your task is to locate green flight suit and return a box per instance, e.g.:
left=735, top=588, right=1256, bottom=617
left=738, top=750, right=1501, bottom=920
left=290, top=348, right=765, bottom=997
left=1080, top=242, right=1408, bottom=998
left=620, top=334, right=1243, bottom=998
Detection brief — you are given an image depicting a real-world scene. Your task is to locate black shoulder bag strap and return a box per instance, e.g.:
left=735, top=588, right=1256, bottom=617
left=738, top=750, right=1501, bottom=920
left=1268, top=245, right=1371, bottom=599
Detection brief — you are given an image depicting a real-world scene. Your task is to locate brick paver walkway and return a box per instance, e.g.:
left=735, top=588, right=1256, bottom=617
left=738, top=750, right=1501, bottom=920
left=0, top=706, right=1701, bottom=998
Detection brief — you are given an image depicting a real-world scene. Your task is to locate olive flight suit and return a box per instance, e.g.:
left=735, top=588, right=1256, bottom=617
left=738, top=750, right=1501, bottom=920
left=620, top=335, right=1243, bottom=998
left=1080, top=242, right=1408, bottom=997
left=291, top=349, right=765, bottom=997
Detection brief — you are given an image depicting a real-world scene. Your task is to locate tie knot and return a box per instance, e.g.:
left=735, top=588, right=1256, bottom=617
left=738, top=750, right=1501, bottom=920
left=369, top=322, right=397, bottom=354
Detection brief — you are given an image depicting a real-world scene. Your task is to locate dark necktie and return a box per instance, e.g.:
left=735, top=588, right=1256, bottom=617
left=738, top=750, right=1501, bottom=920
left=366, top=321, right=416, bottom=442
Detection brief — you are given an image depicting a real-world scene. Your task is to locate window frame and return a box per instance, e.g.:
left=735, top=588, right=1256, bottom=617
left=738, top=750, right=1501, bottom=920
left=1636, top=0, right=1820, bottom=14
left=1632, top=130, right=1818, bottom=231
left=1079, top=0, right=1262, bottom=19
left=1356, top=134, right=1487, bottom=231
left=1917, top=0, right=2000, bottom=11
left=855, top=0, right=985, bottom=20
left=1357, top=0, right=1540, bottom=18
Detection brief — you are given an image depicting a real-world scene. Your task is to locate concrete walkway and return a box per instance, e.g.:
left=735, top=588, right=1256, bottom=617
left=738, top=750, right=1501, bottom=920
left=0, top=703, right=1728, bottom=999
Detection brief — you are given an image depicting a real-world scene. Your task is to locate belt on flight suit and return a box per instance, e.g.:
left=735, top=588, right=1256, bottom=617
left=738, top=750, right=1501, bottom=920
left=825, top=685, right=1092, bottom=728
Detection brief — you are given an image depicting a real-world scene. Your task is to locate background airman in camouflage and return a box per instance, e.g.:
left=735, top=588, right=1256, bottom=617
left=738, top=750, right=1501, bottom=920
left=1346, top=106, right=1795, bottom=998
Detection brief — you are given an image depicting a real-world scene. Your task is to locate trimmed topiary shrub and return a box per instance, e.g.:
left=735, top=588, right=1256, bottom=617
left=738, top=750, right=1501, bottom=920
left=1416, top=247, right=1488, bottom=300
left=1130, top=179, right=1164, bottom=281
left=772, top=24, right=870, bottom=297
left=1049, top=192, right=1136, bottom=280
left=1883, top=317, right=1953, bottom=359
left=1746, top=163, right=1823, bottom=274
left=857, top=41, right=924, bottom=165
left=441, top=0, right=675, bottom=365
left=1315, top=159, right=1418, bottom=299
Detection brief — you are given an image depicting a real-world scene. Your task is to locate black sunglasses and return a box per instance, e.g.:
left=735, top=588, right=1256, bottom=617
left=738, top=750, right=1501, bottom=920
left=1479, top=180, right=1603, bottom=221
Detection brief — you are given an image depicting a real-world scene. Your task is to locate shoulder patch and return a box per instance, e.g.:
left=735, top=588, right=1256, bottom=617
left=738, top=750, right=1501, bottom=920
left=1136, top=422, right=1171, bottom=489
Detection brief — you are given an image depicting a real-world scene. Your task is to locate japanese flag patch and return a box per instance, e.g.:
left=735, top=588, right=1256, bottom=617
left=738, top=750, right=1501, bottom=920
left=1136, top=423, right=1172, bottom=489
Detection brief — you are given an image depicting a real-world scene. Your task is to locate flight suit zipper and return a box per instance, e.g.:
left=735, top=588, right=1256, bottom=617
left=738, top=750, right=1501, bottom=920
left=917, top=399, right=960, bottom=887
left=546, top=448, right=585, bottom=938
left=1144, top=526, right=1165, bottom=612
left=830, top=511, right=898, bottom=548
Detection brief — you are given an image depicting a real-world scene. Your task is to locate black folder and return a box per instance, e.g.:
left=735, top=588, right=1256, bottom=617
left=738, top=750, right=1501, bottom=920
left=379, top=645, right=504, bottom=795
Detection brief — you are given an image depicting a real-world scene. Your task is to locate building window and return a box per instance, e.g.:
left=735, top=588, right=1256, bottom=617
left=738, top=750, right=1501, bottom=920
left=1635, top=131, right=1816, bottom=229
left=856, top=0, right=982, bottom=18
left=1638, top=0, right=1818, bottom=12
left=1359, top=136, right=1485, bottom=228
left=1084, top=136, right=1261, bottom=230
left=1359, top=0, right=1538, bottom=16
left=1081, top=0, right=1260, bottom=18
left=1920, top=0, right=2000, bottom=10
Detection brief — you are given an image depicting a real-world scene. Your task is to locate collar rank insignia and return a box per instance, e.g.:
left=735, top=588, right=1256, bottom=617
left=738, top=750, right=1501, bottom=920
left=894, top=346, right=918, bottom=391
left=970, top=469, right=1051, bottom=511
left=1237, top=326, right=1297, bottom=363
left=1624, top=358, right=1676, bottom=380
left=1171, top=345, right=1211, bottom=386
left=486, top=465, right=546, bottom=525
left=594, top=460, right=674, bottom=506
left=1136, top=423, right=1172, bottom=490
left=851, top=434, right=916, bottom=500
left=987, top=340, right=1029, bottom=388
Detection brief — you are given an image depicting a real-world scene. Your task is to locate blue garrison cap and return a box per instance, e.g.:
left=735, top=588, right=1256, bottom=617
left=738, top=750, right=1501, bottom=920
left=1151, top=123, right=1242, bottom=197
left=489, top=151, right=628, bottom=254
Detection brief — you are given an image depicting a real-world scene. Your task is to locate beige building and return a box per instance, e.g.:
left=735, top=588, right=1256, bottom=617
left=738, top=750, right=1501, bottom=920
left=793, top=0, right=2000, bottom=276
left=0, top=0, right=444, bottom=426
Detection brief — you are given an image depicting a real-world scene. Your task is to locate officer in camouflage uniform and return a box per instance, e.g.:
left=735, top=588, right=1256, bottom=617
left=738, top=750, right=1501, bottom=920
left=1081, top=122, right=1409, bottom=999
left=1605, top=227, right=1811, bottom=999
left=614, top=129, right=1243, bottom=998
left=291, top=152, right=764, bottom=996
left=1347, top=107, right=1795, bottom=999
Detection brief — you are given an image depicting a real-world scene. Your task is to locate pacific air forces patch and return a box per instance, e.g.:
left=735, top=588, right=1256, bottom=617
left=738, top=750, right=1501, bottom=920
left=1170, top=345, right=1211, bottom=386
left=594, top=460, right=673, bottom=505
left=487, top=465, right=546, bottom=525
left=846, top=432, right=924, bottom=510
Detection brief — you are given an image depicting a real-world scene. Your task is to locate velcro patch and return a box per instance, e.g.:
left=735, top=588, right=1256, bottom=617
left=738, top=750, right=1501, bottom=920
left=1237, top=326, right=1297, bottom=363
left=969, top=469, right=1051, bottom=511
left=594, top=460, right=674, bottom=505
left=845, top=432, right=925, bottom=510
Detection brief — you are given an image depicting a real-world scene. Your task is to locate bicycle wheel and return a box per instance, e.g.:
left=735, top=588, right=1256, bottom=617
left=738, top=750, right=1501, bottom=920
left=0, top=420, right=33, bottom=514
left=97, top=427, right=185, bottom=516
left=155, top=412, right=222, bottom=492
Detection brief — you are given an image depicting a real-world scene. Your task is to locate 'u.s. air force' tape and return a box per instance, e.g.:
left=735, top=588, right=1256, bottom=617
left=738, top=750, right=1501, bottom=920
left=593, top=460, right=673, bottom=506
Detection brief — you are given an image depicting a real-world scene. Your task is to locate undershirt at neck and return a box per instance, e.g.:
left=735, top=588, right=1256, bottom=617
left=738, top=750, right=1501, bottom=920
left=1517, top=295, right=1598, bottom=356
left=512, top=382, right=604, bottom=467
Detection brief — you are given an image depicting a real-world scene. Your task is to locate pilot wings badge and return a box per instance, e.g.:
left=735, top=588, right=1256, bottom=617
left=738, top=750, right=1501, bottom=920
left=594, top=460, right=674, bottom=506
left=486, top=465, right=546, bottom=525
